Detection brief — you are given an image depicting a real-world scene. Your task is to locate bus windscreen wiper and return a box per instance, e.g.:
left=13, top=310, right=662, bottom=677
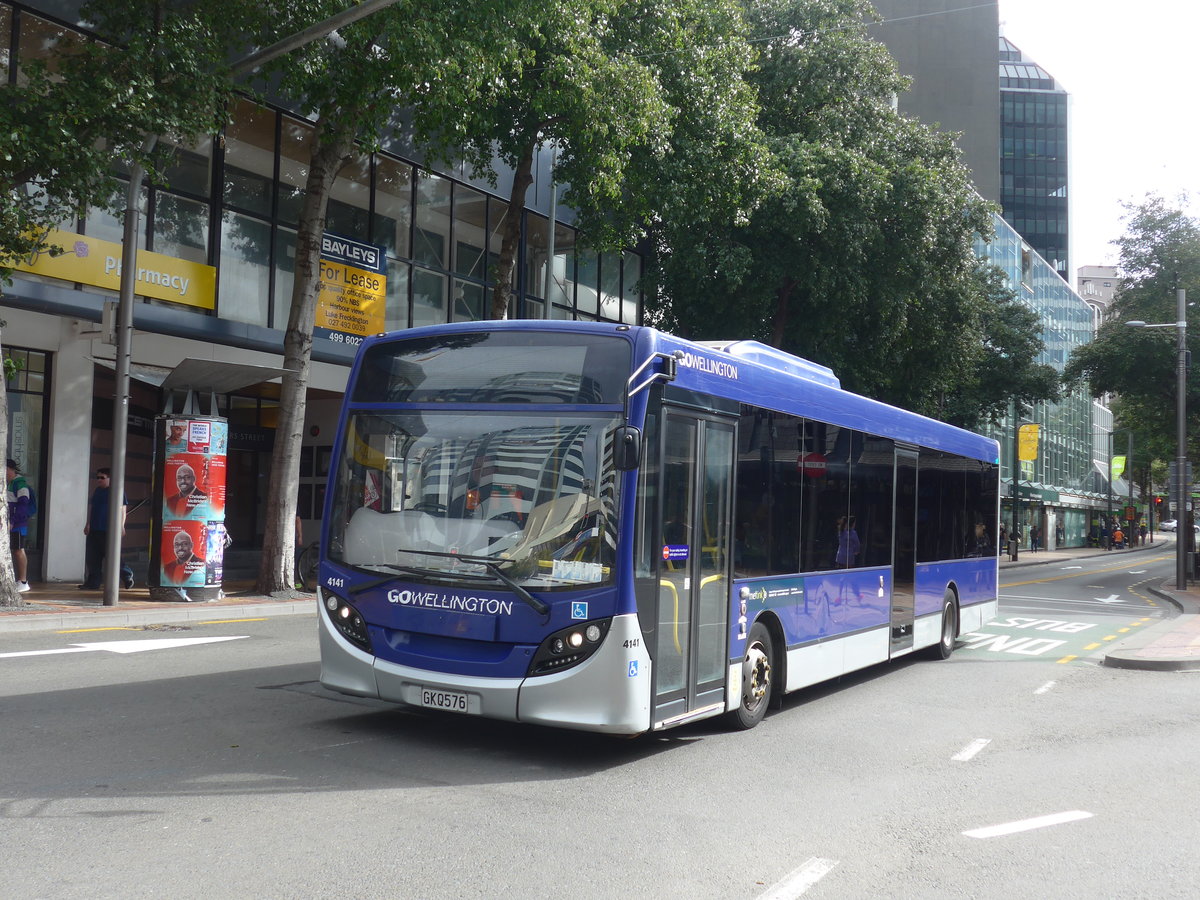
left=382, top=548, right=550, bottom=617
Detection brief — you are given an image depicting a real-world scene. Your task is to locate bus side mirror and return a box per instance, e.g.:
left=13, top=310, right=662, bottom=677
left=614, top=425, right=641, bottom=471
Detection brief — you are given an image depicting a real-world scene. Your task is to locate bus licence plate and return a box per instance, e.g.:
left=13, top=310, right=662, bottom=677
left=421, top=688, right=469, bottom=713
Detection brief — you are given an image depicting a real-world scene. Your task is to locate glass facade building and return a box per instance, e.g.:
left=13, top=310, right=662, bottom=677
left=977, top=215, right=1103, bottom=549
left=999, top=36, right=1070, bottom=280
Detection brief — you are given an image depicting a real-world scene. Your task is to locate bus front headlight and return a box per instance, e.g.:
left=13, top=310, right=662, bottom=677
left=322, top=591, right=372, bottom=653
left=528, top=618, right=611, bottom=676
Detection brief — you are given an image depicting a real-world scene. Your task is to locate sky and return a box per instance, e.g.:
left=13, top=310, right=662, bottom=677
left=996, top=0, right=1199, bottom=275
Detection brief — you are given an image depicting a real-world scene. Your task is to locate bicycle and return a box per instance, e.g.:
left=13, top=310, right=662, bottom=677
left=296, top=541, right=319, bottom=591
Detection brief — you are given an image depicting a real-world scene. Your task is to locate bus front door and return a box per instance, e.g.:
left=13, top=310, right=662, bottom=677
left=652, top=410, right=734, bottom=729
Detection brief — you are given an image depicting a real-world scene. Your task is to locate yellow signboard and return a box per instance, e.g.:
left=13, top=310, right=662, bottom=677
left=11, top=229, right=215, bottom=309
left=316, top=261, right=386, bottom=338
left=1111, top=455, right=1127, bottom=480
left=1017, top=423, right=1040, bottom=461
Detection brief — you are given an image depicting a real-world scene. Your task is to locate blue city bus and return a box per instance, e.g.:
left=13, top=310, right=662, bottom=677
left=318, top=322, right=999, bottom=734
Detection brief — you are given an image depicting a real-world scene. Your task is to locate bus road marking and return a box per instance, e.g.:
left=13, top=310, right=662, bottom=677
left=756, top=857, right=838, bottom=899
left=963, top=810, right=1093, bottom=839
left=952, top=738, right=991, bottom=761
left=1034, top=681, right=1056, bottom=694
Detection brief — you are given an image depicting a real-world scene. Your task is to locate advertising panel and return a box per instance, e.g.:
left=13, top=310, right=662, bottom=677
left=157, top=417, right=228, bottom=592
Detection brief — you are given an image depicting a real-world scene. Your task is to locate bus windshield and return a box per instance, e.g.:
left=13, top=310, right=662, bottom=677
left=327, top=411, right=621, bottom=588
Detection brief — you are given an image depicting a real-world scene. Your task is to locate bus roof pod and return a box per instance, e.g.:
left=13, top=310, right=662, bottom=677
left=693, top=340, right=840, bottom=389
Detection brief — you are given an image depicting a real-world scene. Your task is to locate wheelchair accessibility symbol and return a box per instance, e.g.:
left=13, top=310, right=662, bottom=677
left=628, top=661, right=638, bottom=677
left=571, top=601, right=588, bottom=619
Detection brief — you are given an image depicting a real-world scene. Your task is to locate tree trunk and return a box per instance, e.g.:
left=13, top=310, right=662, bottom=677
left=0, top=328, right=18, bottom=607
left=254, top=124, right=355, bottom=595
left=490, top=140, right=536, bottom=320
left=770, top=278, right=796, bottom=349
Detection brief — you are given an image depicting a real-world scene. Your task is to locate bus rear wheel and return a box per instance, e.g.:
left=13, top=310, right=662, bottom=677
left=731, top=622, right=774, bottom=730
left=928, top=591, right=957, bottom=660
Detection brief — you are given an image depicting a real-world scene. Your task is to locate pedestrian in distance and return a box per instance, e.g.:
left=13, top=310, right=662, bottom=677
left=1113, top=525, right=1125, bottom=550
left=82, top=467, right=129, bottom=590
left=7, top=458, right=33, bottom=592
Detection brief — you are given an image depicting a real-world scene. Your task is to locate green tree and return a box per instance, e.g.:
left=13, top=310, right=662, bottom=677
left=247, top=0, right=551, bottom=593
left=0, top=0, right=242, bottom=606
left=930, top=264, right=1060, bottom=429
left=445, top=0, right=767, bottom=319
left=1064, top=195, right=1200, bottom=463
left=649, top=0, right=1017, bottom=418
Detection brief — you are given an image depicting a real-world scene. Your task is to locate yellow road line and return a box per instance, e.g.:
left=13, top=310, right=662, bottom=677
left=1056, top=655, right=1078, bottom=664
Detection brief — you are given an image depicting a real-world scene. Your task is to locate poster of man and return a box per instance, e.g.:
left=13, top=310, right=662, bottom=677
left=165, top=454, right=209, bottom=518
left=162, top=522, right=205, bottom=585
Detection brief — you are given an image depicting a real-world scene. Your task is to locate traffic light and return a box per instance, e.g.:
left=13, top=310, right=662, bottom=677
left=1156, top=496, right=1164, bottom=508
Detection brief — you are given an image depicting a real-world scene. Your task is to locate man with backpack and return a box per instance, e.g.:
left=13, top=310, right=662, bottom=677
left=7, top=458, right=34, bottom=593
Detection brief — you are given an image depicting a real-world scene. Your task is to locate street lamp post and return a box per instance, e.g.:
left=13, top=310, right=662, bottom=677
left=1127, top=286, right=1188, bottom=589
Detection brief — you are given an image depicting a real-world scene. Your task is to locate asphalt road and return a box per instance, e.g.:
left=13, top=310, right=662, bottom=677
left=4, top=566, right=1200, bottom=899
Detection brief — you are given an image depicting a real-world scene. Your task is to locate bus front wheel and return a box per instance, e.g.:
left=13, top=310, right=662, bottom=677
left=731, top=622, right=774, bottom=730
left=928, top=592, right=957, bottom=660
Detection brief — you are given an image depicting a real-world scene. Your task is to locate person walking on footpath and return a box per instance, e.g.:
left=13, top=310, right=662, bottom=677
left=7, top=458, right=33, bottom=592
left=81, top=467, right=129, bottom=590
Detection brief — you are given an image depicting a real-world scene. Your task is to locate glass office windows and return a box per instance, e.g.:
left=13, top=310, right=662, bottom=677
left=385, top=259, right=410, bottom=331
left=161, top=137, right=212, bottom=199
left=600, top=251, right=621, bottom=321
left=220, top=212, right=271, bottom=326
left=453, top=186, right=487, bottom=279
left=153, top=193, right=209, bottom=264
left=413, top=171, right=451, bottom=268
left=525, top=214, right=549, bottom=300
left=223, top=99, right=275, bottom=217
left=326, top=152, right=371, bottom=240
left=487, top=198, right=510, bottom=283
left=411, top=267, right=447, bottom=327
left=622, top=251, right=640, bottom=323
left=85, top=180, right=146, bottom=247
left=576, top=248, right=599, bottom=315
left=374, top=157, right=412, bottom=259
left=452, top=279, right=485, bottom=322
left=272, top=226, right=297, bottom=329
left=549, top=224, right=575, bottom=311
left=16, top=12, right=79, bottom=81
left=278, top=116, right=315, bottom=225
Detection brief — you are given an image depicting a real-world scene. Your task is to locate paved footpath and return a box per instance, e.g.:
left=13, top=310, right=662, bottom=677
left=2, top=540, right=1198, bottom=670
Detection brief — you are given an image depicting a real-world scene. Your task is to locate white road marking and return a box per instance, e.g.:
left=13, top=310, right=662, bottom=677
left=1094, top=594, right=1121, bottom=604
left=952, top=738, right=991, bottom=761
left=0, top=635, right=248, bottom=659
left=1034, top=681, right=1056, bottom=695
left=963, top=810, right=1093, bottom=839
left=757, top=858, right=839, bottom=899
left=1059, top=566, right=1083, bottom=570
